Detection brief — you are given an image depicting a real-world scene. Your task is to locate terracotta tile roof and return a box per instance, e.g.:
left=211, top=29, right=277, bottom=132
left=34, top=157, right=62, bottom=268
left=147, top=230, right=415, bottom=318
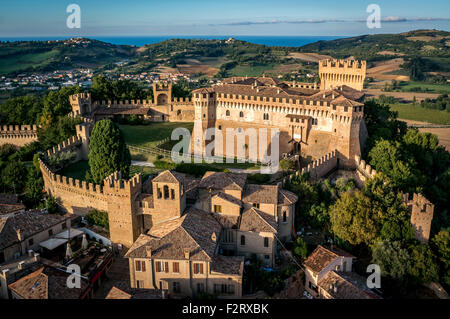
left=211, top=213, right=240, bottom=229
left=105, top=286, right=132, bottom=299
left=212, top=192, right=242, bottom=206
left=243, top=184, right=278, bottom=205
left=199, top=172, right=247, bottom=191
left=239, top=208, right=277, bottom=233
left=304, top=245, right=354, bottom=274
left=278, top=189, right=298, bottom=205
left=0, top=211, right=67, bottom=250
left=125, top=208, right=221, bottom=261
left=8, top=266, right=88, bottom=299
left=106, top=286, right=163, bottom=299
left=152, top=170, right=184, bottom=184
left=318, top=271, right=381, bottom=299
left=0, top=194, right=25, bottom=215
left=211, top=255, right=244, bottom=276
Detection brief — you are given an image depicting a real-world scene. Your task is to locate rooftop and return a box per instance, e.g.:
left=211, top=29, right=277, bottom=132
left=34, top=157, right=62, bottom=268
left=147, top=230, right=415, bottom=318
left=303, top=245, right=354, bottom=274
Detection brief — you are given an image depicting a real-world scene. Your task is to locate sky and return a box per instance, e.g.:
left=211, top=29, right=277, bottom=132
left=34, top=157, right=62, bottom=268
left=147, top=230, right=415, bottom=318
left=0, top=0, right=449, bottom=37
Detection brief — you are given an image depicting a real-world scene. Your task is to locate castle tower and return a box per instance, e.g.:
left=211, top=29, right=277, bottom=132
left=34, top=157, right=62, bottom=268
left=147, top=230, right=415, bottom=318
left=191, top=88, right=216, bottom=156
left=151, top=170, right=186, bottom=221
left=408, top=193, right=435, bottom=243
left=103, top=173, right=143, bottom=248
left=153, top=82, right=172, bottom=106
left=319, top=59, right=366, bottom=91
left=70, top=93, right=92, bottom=117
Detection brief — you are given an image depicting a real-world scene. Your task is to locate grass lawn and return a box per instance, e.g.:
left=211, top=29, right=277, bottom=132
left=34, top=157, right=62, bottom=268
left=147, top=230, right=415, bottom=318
left=118, top=122, right=194, bottom=148
left=389, top=103, right=450, bottom=125
left=60, top=160, right=90, bottom=181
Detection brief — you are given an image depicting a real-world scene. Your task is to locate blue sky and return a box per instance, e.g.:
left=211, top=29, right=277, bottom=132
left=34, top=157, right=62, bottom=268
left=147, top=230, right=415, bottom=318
left=0, top=0, right=449, bottom=37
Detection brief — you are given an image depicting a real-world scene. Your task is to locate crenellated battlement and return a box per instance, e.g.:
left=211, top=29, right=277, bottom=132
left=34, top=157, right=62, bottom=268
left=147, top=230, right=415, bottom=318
left=320, top=59, right=366, bottom=69
left=319, top=59, right=366, bottom=91
left=45, top=135, right=83, bottom=158
left=354, top=155, right=377, bottom=179
left=283, top=150, right=338, bottom=184
left=0, top=124, right=39, bottom=147
left=103, top=172, right=142, bottom=196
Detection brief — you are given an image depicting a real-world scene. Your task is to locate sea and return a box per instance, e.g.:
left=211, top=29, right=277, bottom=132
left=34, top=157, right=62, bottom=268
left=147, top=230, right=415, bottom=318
left=0, top=35, right=344, bottom=47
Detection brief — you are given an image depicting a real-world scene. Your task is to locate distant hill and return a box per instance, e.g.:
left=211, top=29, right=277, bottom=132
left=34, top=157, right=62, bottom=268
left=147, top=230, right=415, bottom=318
left=298, top=29, right=450, bottom=62
left=0, top=38, right=136, bottom=75
left=1, top=30, right=450, bottom=77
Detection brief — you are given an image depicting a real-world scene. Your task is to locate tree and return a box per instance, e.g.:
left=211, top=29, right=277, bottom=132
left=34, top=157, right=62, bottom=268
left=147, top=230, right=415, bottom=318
left=88, top=119, right=131, bottom=184
left=41, top=86, right=82, bottom=124
left=329, top=191, right=378, bottom=245
left=372, top=241, right=411, bottom=281
left=1, top=161, right=27, bottom=193
left=24, top=167, right=44, bottom=206
left=432, top=229, right=450, bottom=286
left=292, top=237, right=308, bottom=260
left=279, top=159, right=296, bottom=171
left=0, top=95, right=43, bottom=125
left=407, top=242, right=439, bottom=285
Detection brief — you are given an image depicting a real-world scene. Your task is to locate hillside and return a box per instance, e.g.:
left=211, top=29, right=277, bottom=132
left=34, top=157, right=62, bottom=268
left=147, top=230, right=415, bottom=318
left=298, top=30, right=450, bottom=71
left=0, top=38, right=136, bottom=75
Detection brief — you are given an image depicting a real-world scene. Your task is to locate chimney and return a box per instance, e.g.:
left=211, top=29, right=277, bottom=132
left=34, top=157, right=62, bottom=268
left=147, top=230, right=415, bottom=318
left=211, top=232, right=217, bottom=243
left=18, top=261, right=25, bottom=270
left=146, top=246, right=152, bottom=257
left=33, top=253, right=40, bottom=262
left=184, top=249, right=190, bottom=260
left=28, top=250, right=34, bottom=257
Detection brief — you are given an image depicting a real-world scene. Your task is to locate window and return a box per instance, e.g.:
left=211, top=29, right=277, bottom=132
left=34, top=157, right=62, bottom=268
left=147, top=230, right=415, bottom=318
left=197, top=283, right=205, bottom=293
left=263, top=113, right=269, bottom=120
left=171, top=189, right=175, bottom=200
left=156, top=261, right=168, bottom=273
left=343, top=261, right=347, bottom=271
left=214, top=205, right=222, bottom=213
left=282, top=211, right=287, bottom=223
left=252, top=203, right=260, bottom=209
left=62, top=223, right=67, bottom=230
left=218, top=125, right=222, bottom=130
left=135, top=260, right=146, bottom=272
left=173, top=282, right=181, bottom=293
left=264, top=237, right=269, bottom=248
left=226, top=110, right=230, bottom=116
left=265, top=255, right=270, bottom=260
left=194, top=263, right=204, bottom=275
left=163, top=185, right=169, bottom=199
left=239, top=111, right=244, bottom=118
left=136, top=280, right=144, bottom=288
left=221, top=284, right=227, bottom=294
left=48, top=229, right=53, bottom=236
left=173, top=262, right=180, bottom=273
left=28, top=238, right=34, bottom=246
left=240, top=235, right=245, bottom=246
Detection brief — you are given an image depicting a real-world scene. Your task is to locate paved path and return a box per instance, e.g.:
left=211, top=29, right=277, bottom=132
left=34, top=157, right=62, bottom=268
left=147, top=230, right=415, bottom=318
left=131, top=161, right=155, bottom=167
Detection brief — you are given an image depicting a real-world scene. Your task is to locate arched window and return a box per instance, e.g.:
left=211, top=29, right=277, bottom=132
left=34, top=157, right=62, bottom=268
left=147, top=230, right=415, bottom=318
left=226, top=110, right=230, bottom=116
left=240, top=235, right=245, bottom=246
left=263, top=113, right=269, bottom=120
left=239, top=111, right=244, bottom=118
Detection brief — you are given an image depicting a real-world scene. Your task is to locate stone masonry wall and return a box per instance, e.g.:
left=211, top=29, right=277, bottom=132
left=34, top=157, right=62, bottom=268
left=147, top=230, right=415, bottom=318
left=0, top=125, right=39, bottom=147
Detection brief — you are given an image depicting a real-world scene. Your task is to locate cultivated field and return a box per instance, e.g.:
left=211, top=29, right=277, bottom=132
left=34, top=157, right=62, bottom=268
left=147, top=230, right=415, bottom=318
left=389, top=103, right=450, bottom=125
left=399, top=119, right=450, bottom=151
left=366, top=58, right=409, bottom=81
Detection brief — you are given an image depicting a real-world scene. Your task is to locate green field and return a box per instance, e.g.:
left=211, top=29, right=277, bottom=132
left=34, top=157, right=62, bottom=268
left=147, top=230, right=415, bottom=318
left=228, top=64, right=277, bottom=77
left=118, top=122, right=194, bottom=148
left=399, top=81, right=450, bottom=94
left=389, top=103, right=450, bottom=125
left=0, top=50, right=59, bottom=74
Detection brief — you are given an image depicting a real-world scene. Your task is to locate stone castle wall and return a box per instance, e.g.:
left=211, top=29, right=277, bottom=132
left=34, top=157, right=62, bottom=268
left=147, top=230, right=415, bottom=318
left=354, top=155, right=377, bottom=187
left=405, top=193, right=435, bottom=243
left=0, top=125, right=39, bottom=147
left=283, top=150, right=339, bottom=185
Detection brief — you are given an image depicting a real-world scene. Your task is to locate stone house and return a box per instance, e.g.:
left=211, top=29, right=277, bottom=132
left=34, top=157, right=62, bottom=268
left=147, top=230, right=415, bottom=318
left=0, top=210, right=70, bottom=264
left=303, top=245, right=380, bottom=299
